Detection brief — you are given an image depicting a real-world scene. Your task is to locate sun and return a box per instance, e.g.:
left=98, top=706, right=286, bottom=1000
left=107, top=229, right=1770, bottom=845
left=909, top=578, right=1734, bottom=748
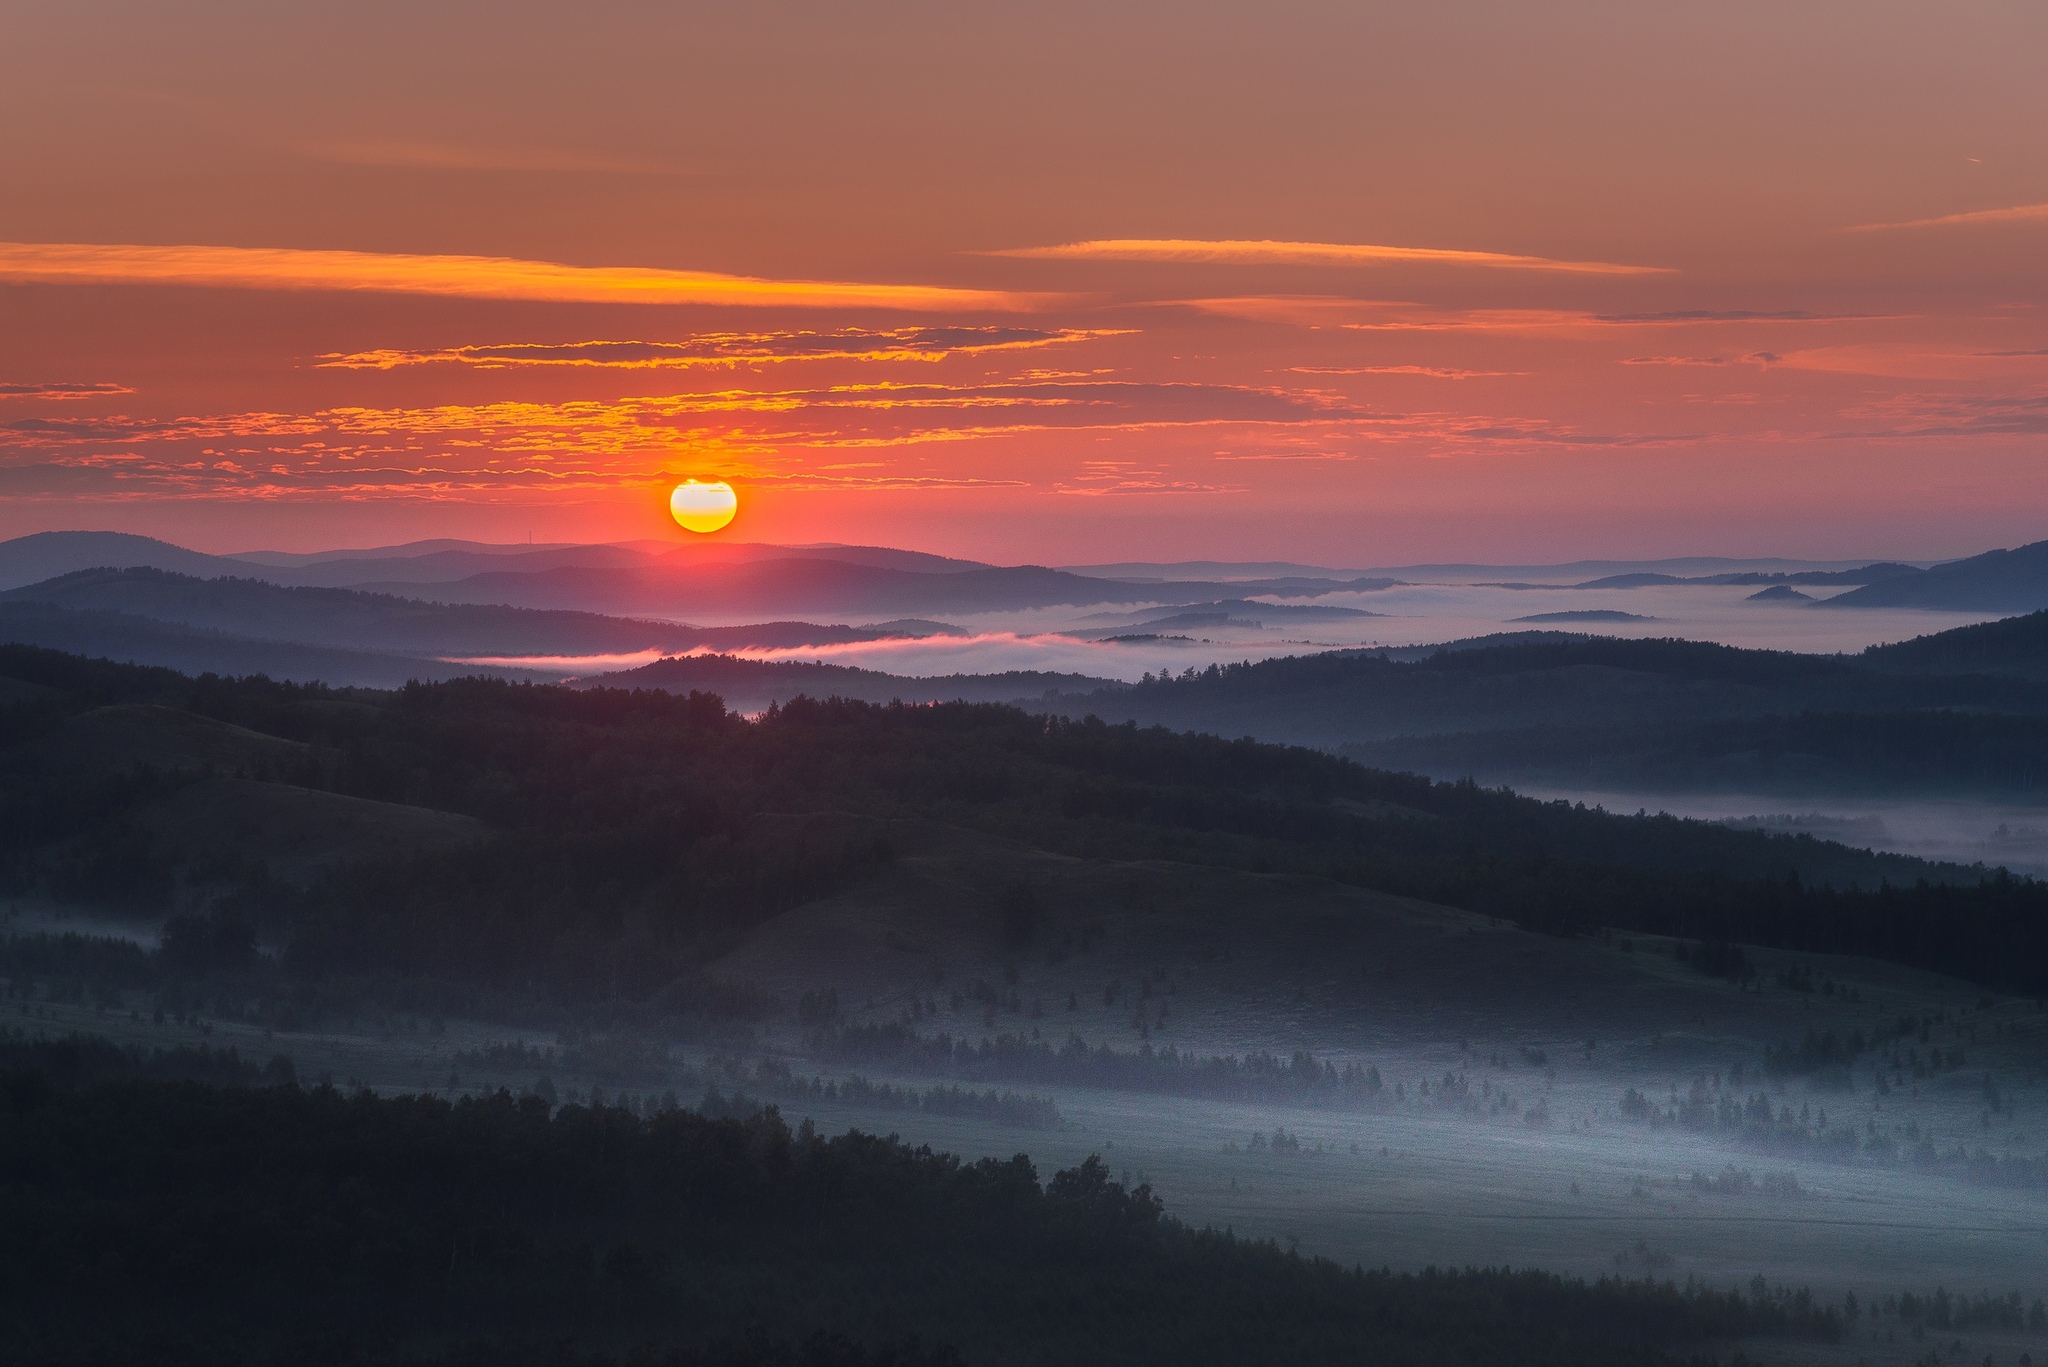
left=669, top=480, right=739, bottom=534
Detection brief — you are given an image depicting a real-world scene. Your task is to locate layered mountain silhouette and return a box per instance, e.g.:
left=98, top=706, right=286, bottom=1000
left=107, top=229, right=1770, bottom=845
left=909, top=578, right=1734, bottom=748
left=0, top=531, right=1387, bottom=617
left=1822, top=538, right=2048, bottom=611
left=1, top=568, right=947, bottom=658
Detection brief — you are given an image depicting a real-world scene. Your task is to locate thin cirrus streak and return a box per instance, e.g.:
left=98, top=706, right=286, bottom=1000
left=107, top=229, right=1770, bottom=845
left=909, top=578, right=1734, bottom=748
left=0, top=242, right=1039, bottom=311
left=318, top=328, right=1129, bottom=370
left=292, top=138, right=689, bottom=176
left=1620, top=354, right=1779, bottom=367
left=1285, top=365, right=1516, bottom=379
left=0, top=382, right=134, bottom=399
left=1847, top=202, right=2048, bottom=231
left=986, top=238, right=1671, bottom=275
left=1183, top=297, right=1863, bottom=333
left=1837, top=392, right=2048, bottom=439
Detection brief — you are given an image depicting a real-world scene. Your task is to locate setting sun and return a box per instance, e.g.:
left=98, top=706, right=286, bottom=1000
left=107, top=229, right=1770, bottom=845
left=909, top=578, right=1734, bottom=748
left=669, top=480, right=738, bottom=534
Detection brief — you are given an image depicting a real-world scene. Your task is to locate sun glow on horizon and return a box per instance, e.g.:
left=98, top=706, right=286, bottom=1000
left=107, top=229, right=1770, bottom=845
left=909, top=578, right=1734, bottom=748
left=670, top=480, right=740, bottom=534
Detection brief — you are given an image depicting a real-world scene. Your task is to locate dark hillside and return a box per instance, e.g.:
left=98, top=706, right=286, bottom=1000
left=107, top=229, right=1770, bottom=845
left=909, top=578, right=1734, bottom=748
left=7, top=645, right=2048, bottom=1000
left=0, top=1068, right=1846, bottom=1367
left=1862, top=609, right=2048, bottom=679
left=1033, top=635, right=2048, bottom=750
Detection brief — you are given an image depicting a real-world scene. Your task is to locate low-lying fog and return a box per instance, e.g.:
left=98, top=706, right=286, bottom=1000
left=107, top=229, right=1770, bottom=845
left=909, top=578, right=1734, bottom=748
left=468, top=581, right=2001, bottom=684
left=1535, top=789, right=2048, bottom=877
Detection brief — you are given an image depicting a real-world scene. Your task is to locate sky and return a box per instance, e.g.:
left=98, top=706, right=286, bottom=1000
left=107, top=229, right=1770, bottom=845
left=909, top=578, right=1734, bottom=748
left=1, top=0, right=2045, bottom=566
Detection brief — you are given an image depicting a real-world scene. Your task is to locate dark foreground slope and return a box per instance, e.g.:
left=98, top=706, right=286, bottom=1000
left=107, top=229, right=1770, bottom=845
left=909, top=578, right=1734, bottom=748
left=0, top=1041, right=1845, bottom=1367
left=7, top=643, right=2048, bottom=1007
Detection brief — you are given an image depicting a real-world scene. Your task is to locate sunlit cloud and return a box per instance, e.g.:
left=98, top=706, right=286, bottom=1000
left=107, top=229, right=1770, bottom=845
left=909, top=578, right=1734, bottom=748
left=318, top=327, right=1127, bottom=370
left=293, top=137, right=688, bottom=175
left=0, top=381, right=134, bottom=399
left=0, top=242, right=1038, bottom=311
left=987, top=238, right=1670, bottom=275
left=1848, top=202, right=2048, bottom=232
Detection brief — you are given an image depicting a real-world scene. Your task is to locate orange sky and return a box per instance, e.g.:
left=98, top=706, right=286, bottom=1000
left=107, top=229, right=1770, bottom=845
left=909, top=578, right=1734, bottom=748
left=2, top=1, right=2044, bottom=564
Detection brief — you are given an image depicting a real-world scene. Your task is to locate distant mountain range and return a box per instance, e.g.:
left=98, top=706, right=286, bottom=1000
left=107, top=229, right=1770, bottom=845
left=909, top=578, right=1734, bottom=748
left=0, top=531, right=1390, bottom=618
left=15, top=540, right=2048, bottom=800
left=0, top=602, right=525, bottom=690
left=11, top=529, right=2046, bottom=618
left=0, top=568, right=958, bottom=659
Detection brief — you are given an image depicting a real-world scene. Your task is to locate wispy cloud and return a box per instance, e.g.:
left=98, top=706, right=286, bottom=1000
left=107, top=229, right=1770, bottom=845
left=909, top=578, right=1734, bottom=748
left=987, top=238, right=1670, bottom=276
left=1839, top=392, right=2048, bottom=439
left=1211, top=450, right=1358, bottom=461
left=1848, top=202, right=2048, bottom=231
left=0, top=381, right=134, bottom=399
left=0, top=242, right=1037, bottom=311
left=1593, top=310, right=1826, bottom=323
left=293, top=138, right=688, bottom=176
left=318, top=327, right=1127, bottom=370
left=1620, top=353, right=1778, bottom=367
left=1285, top=365, right=1516, bottom=379
left=1181, top=298, right=1850, bottom=334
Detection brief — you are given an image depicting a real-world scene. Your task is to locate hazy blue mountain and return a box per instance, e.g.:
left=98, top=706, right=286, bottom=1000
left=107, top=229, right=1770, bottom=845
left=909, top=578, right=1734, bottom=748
left=0, top=531, right=243, bottom=589
left=236, top=539, right=995, bottom=588
left=0, top=601, right=537, bottom=687
left=1822, top=538, right=2048, bottom=611
left=359, top=558, right=1386, bottom=617
left=1, top=568, right=949, bottom=658
left=1054, top=635, right=2044, bottom=740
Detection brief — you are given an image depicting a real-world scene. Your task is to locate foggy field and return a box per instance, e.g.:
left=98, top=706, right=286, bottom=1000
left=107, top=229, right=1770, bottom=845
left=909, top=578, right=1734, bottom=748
left=1534, top=788, right=2048, bottom=878
left=605, top=581, right=2000, bottom=685
left=17, top=916, right=2048, bottom=1365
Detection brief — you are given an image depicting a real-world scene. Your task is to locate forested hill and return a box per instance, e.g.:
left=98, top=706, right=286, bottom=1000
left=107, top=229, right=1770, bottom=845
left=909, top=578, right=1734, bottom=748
left=1032, top=632, right=2048, bottom=748
left=1861, top=609, right=2048, bottom=679
left=6, top=643, right=2048, bottom=1004
left=596, top=651, right=1114, bottom=709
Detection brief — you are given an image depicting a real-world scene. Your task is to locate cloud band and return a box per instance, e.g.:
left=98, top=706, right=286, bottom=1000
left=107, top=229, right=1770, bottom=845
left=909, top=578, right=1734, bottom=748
left=0, top=242, right=1038, bottom=311
left=986, top=237, right=1670, bottom=276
